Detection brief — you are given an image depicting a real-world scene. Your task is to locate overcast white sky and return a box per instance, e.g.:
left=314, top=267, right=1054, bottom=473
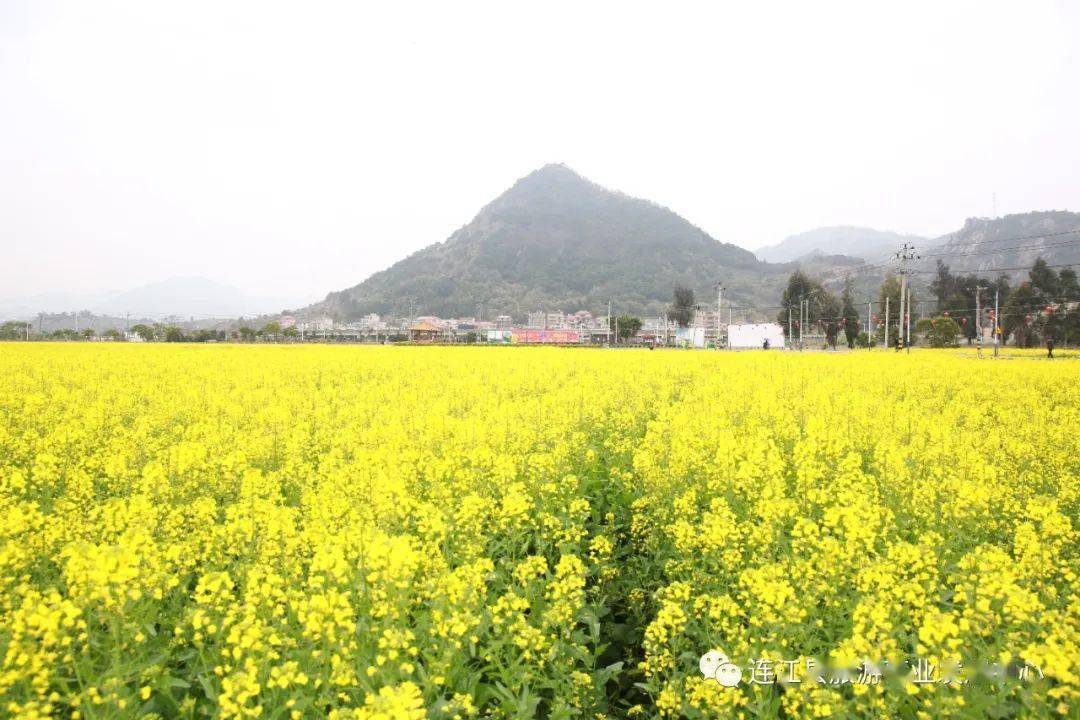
left=2, top=0, right=1078, bottom=303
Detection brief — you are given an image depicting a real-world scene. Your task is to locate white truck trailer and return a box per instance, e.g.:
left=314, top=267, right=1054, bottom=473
left=727, top=322, right=786, bottom=349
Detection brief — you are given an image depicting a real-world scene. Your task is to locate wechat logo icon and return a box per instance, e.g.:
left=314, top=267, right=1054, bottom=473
left=699, top=650, right=742, bottom=687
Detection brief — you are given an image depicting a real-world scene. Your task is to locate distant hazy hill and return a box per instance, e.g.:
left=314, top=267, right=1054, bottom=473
left=0, top=290, right=109, bottom=320
left=1, top=277, right=312, bottom=321
left=755, top=226, right=930, bottom=263
left=314, top=164, right=784, bottom=319
left=91, top=277, right=310, bottom=318
left=303, top=165, right=1077, bottom=322
left=917, top=211, right=1080, bottom=279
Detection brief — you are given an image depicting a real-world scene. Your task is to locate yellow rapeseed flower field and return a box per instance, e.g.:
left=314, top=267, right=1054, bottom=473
left=0, top=343, right=1076, bottom=719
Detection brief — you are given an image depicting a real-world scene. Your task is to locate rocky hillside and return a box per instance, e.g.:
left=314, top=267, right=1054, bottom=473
left=918, top=211, right=1080, bottom=279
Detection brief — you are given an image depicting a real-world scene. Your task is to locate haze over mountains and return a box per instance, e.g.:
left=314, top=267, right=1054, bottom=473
left=755, top=227, right=933, bottom=263
left=313, top=164, right=790, bottom=319
left=0, top=277, right=312, bottom=321
left=307, top=164, right=1078, bottom=321
left=4, top=166, right=1077, bottom=324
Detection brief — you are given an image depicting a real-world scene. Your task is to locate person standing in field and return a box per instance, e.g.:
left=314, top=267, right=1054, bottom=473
left=1046, top=336, right=1054, bottom=359
left=763, top=338, right=770, bottom=350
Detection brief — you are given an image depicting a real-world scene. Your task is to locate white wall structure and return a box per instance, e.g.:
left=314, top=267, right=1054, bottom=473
left=728, top=322, right=786, bottom=349
left=675, top=326, right=707, bottom=348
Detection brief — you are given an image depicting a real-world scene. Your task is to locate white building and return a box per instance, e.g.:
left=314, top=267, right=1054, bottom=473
left=642, top=318, right=664, bottom=334
left=675, top=327, right=707, bottom=348
left=301, top=316, right=335, bottom=334
left=727, top=322, right=786, bottom=349
left=358, top=313, right=386, bottom=332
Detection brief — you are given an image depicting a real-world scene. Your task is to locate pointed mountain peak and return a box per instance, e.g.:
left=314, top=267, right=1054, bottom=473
left=489, top=163, right=609, bottom=212
left=528, top=162, right=584, bottom=180
left=312, top=164, right=768, bottom=319
left=510, top=163, right=593, bottom=191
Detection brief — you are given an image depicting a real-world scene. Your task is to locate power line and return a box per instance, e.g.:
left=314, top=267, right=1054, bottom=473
left=937, top=227, right=1080, bottom=246
left=922, top=236, right=1080, bottom=259
left=826, top=228, right=1080, bottom=275
left=714, top=300, right=1079, bottom=326
left=724, top=293, right=1080, bottom=316
left=822, top=252, right=1079, bottom=288
left=909, top=261, right=1078, bottom=275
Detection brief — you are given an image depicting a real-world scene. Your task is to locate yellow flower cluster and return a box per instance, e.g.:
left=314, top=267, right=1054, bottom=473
left=0, top=343, right=1076, bottom=719
left=0, top=344, right=632, bottom=718
left=630, top=350, right=1079, bottom=718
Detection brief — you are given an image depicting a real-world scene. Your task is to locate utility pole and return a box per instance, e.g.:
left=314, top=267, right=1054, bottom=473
left=799, top=290, right=819, bottom=351
left=798, top=297, right=803, bottom=351
left=788, top=308, right=792, bottom=349
left=894, top=242, right=920, bottom=352
left=993, top=288, right=1000, bottom=358
left=867, top=300, right=872, bottom=350
left=607, top=301, right=612, bottom=346
left=975, top=285, right=983, bottom=356
left=797, top=297, right=802, bottom=350
left=715, top=283, right=724, bottom=350
left=1064, top=303, right=1070, bottom=348
left=800, top=296, right=806, bottom=351
left=898, top=277, right=905, bottom=352
left=884, top=296, right=889, bottom=350
left=805, top=297, right=810, bottom=349
left=906, top=284, right=912, bottom=352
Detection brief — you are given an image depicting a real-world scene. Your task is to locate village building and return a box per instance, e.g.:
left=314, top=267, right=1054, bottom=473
left=408, top=320, right=442, bottom=343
